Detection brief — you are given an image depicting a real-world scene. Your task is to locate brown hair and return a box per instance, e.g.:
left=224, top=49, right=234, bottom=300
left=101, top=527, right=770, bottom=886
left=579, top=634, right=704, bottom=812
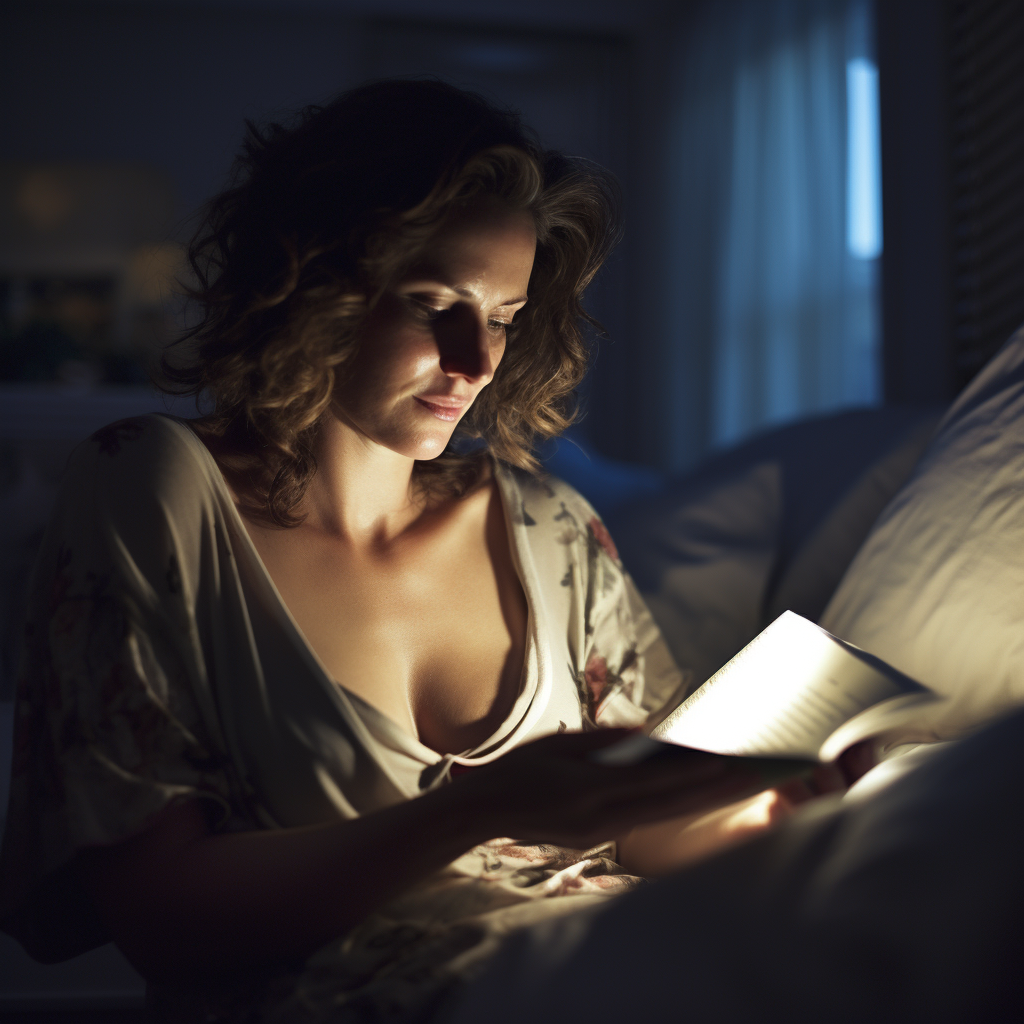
left=162, top=79, right=620, bottom=526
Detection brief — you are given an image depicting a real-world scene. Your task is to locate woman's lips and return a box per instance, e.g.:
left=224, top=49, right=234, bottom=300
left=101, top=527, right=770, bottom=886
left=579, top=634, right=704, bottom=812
left=414, top=396, right=469, bottom=422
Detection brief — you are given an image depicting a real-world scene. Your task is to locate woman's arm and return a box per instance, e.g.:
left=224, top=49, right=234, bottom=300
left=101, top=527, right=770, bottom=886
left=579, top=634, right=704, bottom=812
left=77, top=729, right=754, bottom=985
left=76, top=783, right=477, bottom=985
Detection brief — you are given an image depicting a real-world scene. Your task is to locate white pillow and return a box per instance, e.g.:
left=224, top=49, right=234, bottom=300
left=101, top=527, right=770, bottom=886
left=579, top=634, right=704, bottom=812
left=821, top=324, right=1024, bottom=737
left=615, top=462, right=781, bottom=692
left=767, top=416, right=938, bottom=624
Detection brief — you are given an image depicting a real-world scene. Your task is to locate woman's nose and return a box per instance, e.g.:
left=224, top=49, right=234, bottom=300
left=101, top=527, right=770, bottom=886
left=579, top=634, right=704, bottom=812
left=435, top=304, right=497, bottom=385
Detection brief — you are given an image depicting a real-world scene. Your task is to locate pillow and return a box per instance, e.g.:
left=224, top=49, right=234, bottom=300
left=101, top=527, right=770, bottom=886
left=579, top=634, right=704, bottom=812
left=821, top=323, right=1024, bottom=737
left=537, top=432, right=665, bottom=519
left=766, top=415, right=939, bottom=624
left=647, top=407, right=945, bottom=581
left=611, top=462, right=781, bottom=692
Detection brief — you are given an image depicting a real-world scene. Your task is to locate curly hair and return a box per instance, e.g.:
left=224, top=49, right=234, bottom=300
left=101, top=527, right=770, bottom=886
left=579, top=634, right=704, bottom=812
left=161, top=79, right=621, bottom=526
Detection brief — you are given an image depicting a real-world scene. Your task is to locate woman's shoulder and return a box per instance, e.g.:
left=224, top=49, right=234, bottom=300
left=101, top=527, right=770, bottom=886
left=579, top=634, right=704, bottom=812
left=496, top=460, right=603, bottom=520
left=65, top=413, right=219, bottom=512
left=495, top=462, right=619, bottom=562
left=73, top=413, right=203, bottom=469
left=82, top=412, right=199, bottom=456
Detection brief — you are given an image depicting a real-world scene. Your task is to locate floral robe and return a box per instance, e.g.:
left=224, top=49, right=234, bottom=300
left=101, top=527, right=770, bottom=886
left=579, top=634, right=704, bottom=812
left=0, top=414, right=688, bottom=1022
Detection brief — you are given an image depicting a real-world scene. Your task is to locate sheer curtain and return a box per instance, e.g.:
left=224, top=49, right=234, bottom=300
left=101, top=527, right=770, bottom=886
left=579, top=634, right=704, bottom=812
left=658, top=0, right=880, bottom=469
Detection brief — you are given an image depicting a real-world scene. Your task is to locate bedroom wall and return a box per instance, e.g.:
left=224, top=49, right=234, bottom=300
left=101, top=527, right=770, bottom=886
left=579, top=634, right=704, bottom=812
left=877, top=0, right=955, bottom=405
left=1, top=0, right=685, bottom=462
left=2, top=1, right=982, bottom=467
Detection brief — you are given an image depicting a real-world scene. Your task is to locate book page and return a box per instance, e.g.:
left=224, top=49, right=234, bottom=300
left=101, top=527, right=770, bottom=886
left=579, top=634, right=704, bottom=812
left=650, top=611, right=928, bottom=760
left=818, top=691, right=942, bottom=761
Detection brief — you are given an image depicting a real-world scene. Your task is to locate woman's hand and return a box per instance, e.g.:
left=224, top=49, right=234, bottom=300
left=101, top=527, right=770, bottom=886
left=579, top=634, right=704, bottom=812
left=444, top=728, right=761, bottom=851
left=616, top=749, right=869, bottom=877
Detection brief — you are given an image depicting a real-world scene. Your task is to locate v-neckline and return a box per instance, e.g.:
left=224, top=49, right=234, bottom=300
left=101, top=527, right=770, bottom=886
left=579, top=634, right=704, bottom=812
left=163, top=414, right=551, bottom=766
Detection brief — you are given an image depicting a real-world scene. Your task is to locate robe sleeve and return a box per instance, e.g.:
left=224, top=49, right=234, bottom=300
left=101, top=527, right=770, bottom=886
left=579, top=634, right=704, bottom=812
left=0, top=418, right=244, bottom=962
left=554, top=483, right=691, bottom=731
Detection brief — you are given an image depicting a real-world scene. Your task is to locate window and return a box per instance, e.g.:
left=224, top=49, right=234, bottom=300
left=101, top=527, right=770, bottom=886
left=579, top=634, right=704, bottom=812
left=665, top=0, right=882, bottom=465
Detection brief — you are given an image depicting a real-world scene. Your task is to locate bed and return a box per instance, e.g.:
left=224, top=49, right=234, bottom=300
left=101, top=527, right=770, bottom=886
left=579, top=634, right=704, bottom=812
left=448, top=323, right=1024, bottom=1022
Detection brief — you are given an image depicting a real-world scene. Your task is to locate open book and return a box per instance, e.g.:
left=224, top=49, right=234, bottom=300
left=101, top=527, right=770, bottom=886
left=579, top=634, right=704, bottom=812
left=595, top=611, right=941, bottom=783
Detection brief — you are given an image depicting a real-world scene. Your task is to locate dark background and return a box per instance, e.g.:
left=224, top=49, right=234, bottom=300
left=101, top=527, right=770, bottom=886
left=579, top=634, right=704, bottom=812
left=3, top=0, right=1022, bottom=464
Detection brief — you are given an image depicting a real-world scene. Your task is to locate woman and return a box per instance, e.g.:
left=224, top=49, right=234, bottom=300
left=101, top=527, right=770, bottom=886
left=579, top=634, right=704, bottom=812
left=0, top=81, right=791, bottom=1022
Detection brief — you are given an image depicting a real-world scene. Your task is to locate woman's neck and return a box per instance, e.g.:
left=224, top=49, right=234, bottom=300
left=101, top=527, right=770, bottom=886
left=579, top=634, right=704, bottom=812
left=301, top=413, right=423, bottom=547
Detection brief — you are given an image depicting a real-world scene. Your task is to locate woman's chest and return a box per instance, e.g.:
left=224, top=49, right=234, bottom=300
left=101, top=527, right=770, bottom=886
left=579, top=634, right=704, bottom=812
left=246, top=501, right=528, bottom=754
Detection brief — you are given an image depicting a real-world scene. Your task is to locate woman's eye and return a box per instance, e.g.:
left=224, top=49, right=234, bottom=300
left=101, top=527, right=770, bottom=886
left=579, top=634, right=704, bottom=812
left=491, top=316, right=523, bottom=337
left=409, top=299, right=445, bottom=321
left=405, top=297, right=517, bottom=336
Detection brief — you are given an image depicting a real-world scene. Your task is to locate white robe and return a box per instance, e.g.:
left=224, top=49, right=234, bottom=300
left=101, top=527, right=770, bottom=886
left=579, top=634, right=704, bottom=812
left=0, top=413, right=686, bottom=1020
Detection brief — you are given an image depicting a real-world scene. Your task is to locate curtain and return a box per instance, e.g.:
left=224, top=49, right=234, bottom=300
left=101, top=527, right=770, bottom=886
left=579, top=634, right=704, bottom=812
left=657, top=0, right=879, bottom=469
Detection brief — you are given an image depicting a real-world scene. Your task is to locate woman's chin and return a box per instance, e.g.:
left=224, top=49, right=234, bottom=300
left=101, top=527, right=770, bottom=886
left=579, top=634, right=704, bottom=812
left=410, top=447, right=446, bottom=462
left=392, top=428, right=454, bottom=462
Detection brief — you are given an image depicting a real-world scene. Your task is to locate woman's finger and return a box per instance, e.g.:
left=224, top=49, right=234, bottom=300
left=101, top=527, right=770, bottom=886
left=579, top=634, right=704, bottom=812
left=775, top=777, right=815, bottom=805
left=838, top=740, right=877, bottom=785
left=811, top=762, right=846, bottom=794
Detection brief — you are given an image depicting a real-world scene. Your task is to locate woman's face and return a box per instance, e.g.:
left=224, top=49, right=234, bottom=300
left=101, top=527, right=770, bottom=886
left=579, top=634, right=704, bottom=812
left=333, top=201, right=537, bottom=461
